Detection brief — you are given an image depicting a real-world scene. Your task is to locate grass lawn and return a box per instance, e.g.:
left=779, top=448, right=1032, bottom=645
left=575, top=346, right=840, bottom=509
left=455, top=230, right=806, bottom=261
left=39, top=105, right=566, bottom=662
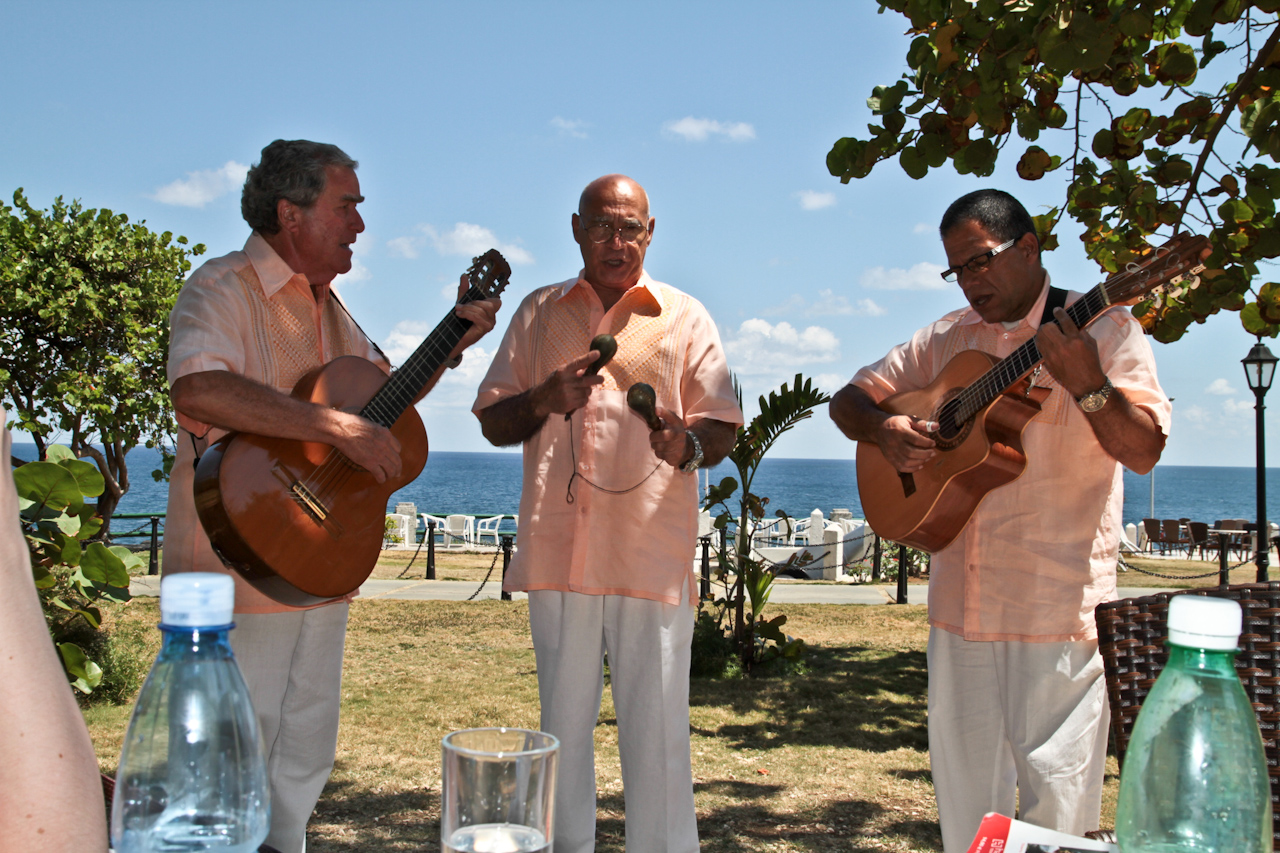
left=82, top=592, right=1130, bottom=853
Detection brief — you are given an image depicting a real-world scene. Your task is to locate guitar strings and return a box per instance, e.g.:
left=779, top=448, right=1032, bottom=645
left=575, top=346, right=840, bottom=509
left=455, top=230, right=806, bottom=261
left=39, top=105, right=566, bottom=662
left=298, top=282, right=494, bottom=508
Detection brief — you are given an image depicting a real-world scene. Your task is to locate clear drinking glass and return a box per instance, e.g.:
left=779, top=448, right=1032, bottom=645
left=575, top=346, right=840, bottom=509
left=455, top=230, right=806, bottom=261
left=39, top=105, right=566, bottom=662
left=441, top=728, right=559, bottom=853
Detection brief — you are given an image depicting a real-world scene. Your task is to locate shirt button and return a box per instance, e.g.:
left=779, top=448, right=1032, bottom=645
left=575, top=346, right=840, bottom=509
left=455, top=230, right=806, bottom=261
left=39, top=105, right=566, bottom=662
left=580, top=463, right=588, bottom=471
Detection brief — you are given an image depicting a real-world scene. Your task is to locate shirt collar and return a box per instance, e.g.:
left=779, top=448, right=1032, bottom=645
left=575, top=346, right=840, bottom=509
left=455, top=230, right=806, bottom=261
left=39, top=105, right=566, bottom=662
left=558, top=269, right=664, bottom=311
left=244, top=232, right=311, bottom=299
left=957, top=271, right=1052, bottom=330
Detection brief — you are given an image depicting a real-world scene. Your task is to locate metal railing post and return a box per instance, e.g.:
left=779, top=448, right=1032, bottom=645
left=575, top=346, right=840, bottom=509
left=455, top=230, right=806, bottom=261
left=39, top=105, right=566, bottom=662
left=872, top=534, right=882, bottom=582
left=500, top=535, right=514, bottom=601
left=426, top=519, right=436, bottom=580
left=148, top=515, right=160, bottom=575
left=1219, top=532, right=1231, bottom=587
left=897, top=545, right=909, bottom=604
left=698, top=535, right=711, bottom=599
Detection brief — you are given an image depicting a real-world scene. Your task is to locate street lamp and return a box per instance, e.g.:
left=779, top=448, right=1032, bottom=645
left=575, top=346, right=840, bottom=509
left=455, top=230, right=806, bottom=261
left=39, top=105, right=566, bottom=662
left=1242, top=339, right=1278, bottom=582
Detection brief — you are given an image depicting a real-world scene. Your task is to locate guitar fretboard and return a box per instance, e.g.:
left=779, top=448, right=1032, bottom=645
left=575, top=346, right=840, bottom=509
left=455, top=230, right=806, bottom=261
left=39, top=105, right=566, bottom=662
left=358, top=288, right=483, bottom=429
left=950, top=285, right=1111, bottom=428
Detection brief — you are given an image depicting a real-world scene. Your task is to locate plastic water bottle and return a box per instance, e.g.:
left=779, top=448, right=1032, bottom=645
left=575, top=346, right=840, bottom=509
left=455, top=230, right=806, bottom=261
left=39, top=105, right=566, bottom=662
left=111, top=573, right=269, bottom=852
left=1115, top=595, right=1273, bottom=852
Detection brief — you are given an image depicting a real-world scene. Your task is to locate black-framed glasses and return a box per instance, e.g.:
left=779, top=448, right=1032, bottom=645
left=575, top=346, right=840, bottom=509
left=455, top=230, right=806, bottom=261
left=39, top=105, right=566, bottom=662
left=582, top=221, right=649, bottom=244
left=940, top=238, right=1017, bottom=282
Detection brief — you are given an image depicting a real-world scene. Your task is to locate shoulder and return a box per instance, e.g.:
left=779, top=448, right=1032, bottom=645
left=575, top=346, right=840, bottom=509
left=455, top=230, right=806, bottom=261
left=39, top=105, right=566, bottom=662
left=180, top=249, right=250, bottom=301
left=909, top=306, right=970, bottom=345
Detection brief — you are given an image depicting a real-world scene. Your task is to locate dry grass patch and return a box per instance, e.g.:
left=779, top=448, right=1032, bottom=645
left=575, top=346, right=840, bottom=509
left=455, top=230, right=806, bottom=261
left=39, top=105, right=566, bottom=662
left=84, top=598, right=1126, bottom=852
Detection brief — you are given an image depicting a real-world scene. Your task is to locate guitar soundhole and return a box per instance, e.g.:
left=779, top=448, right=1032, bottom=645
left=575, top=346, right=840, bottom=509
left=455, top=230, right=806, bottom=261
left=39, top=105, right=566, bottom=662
left=932, top=397, right=973, bottom=451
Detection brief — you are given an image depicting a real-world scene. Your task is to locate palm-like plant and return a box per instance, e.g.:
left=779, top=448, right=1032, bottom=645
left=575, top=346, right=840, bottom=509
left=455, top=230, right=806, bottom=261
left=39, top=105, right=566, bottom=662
left=704, top=373, right=831, bottom=673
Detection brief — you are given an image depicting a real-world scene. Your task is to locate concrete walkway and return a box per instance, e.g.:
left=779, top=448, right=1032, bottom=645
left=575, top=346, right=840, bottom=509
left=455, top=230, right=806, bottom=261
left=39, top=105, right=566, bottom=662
left=129, top=575, right=1167, bottom=606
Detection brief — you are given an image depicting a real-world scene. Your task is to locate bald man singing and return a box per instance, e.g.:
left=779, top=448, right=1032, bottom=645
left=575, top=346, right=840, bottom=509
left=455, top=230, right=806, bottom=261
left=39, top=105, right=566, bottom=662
left=474, top=175, right=742, bottom=852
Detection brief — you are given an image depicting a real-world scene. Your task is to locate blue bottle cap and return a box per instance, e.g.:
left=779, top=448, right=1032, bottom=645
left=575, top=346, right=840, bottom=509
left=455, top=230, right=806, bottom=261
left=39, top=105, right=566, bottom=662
left=1168, top=595, right=1242, bottom=651
left=160, top=572, right=235, bottom=627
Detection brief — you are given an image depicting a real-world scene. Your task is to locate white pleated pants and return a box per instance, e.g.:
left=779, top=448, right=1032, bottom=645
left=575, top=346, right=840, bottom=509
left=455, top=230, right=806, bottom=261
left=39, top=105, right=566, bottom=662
left=528, top=587, right=698, bottom=853
left=231, top=602, right=349, bottom=853
left=927, top=627, right=1110, bottom=853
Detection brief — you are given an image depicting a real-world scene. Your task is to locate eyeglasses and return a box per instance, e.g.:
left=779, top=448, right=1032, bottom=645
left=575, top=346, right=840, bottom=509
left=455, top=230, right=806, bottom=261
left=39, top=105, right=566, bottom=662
left=940, top=238, right=1017, bottom=282
left=581, top=221, right=649, bottom=244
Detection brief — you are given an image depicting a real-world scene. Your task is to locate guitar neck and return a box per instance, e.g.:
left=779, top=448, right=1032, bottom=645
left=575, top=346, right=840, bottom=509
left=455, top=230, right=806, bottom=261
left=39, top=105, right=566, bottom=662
left=955, top=284, right=1112, bottom=424
left=359, top=287, right=483, bottom=428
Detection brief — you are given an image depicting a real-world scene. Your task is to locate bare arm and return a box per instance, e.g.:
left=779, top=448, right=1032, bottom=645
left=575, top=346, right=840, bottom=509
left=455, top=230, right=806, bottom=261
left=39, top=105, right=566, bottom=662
left=1038, top=307, right=1166, bottom=474
left=171, top=371, right=404, bottom=483
left=476, top=350, right=605, bottom=447
left=650, top=407, right=737, bottom=469
left=829, top=383, right=939, bottom=473
left=0, top=429, right=108, bottom=852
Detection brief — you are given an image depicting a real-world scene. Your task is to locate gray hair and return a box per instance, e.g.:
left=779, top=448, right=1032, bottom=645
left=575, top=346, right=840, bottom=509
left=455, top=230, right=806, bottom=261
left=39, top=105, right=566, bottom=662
left=241, top=140, right=358, bottom=235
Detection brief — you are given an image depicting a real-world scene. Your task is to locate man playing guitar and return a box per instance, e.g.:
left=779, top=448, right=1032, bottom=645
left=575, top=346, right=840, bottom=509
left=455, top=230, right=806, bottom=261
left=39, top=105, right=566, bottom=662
left=830, top=189, right=1170, bottom=852
left=164, top=140, right=500, bottom=853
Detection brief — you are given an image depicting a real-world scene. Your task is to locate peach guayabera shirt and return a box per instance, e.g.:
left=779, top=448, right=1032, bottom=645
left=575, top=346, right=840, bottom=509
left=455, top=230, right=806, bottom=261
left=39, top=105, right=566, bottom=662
left=474, top=272, right=743, bottom=606
left=852, top=277, right=1171, bottom=642
left=164, top=234, right=387, bottom=614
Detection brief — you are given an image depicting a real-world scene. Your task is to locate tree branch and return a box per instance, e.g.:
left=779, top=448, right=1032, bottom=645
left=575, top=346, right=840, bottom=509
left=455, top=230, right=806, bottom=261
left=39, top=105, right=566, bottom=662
left=1176, top=23, right=1280, bottom=228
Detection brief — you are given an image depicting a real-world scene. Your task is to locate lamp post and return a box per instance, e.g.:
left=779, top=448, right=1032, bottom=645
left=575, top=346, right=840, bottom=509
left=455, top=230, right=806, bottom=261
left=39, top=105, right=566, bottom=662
left=1242, top=339, right=1278, bottom=582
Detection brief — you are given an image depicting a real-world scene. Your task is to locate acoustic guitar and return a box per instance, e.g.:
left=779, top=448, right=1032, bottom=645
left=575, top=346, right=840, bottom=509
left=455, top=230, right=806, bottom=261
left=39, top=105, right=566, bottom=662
left=193, top=249, right=511, bottom=606
left=856, top=233, right=1209, bottom=553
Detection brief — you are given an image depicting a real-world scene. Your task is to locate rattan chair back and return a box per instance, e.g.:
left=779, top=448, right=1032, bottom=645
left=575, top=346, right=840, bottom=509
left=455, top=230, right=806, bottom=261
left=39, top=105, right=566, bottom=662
left=1095, top=582, right=1280, bottom=849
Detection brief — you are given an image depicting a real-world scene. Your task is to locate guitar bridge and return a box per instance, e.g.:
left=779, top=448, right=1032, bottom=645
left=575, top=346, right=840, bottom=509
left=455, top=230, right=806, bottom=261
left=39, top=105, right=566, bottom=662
left=271, top=464, right=342, bottom=537
left=290, top=480, right=329, bottom=522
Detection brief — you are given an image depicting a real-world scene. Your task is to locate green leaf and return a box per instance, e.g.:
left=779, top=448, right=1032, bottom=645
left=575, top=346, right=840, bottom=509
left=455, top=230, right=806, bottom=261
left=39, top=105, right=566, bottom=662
left=58, top=643, right=102, bottom=693
left=899, top=145, right=928, bottom=180
left=57, top=458, right=105, bottom=498
left=44, top=444, right=75, bottom=463
left=80, top=541, right=131, bottom=588
left=12, top=461, right=84, bottom=515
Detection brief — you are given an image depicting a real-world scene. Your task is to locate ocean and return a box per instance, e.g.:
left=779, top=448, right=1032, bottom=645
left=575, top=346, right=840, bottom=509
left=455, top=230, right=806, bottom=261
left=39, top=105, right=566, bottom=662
left=12, top=443, right=1280, bottom=533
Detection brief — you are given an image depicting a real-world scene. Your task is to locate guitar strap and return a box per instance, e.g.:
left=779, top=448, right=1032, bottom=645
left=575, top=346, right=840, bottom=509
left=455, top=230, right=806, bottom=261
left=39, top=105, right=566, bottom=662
left=1040, top=285, right=1068, bottom=328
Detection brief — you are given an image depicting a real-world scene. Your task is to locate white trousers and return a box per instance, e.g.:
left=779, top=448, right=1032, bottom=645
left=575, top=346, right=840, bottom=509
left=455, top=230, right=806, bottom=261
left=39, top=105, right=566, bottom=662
left=927, top=627, right=1110, bottom=853
left=231, top=602, right=349, bottom=853
left=528, top=588, right=698, bottom=853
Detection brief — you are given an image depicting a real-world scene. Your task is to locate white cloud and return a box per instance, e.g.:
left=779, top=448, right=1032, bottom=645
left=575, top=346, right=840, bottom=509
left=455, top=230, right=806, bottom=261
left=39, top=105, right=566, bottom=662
left=550, top=116, right=588, bottom=138
left=722, top=319, right=840, bottom=375
left=662, top=116, right=756, bottom=142
left=761, top=289, right=885, bottom=319
left=151, top=161, right=249, bottom=207
left=1224, top=398, right=1254, bottom=418
left=795, top=190, right=836, bottom=211
left=387, top=223, right=535, bottom=265
left=848, top=298, right=887, bottom=317
left=383, top=320, right=433, bottom=366
left=860, top=262, right=948, bottom=291
left=1205, top=378, right=1237, bottom=396
left=913, top=222, right=934, bottom=235
left=811, top=372, right=849, bottom=394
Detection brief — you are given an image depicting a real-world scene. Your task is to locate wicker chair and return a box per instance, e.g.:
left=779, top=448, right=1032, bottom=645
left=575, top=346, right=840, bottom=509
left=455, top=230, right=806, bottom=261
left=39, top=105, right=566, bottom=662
left=1094, top=583, right=1280, bottom=849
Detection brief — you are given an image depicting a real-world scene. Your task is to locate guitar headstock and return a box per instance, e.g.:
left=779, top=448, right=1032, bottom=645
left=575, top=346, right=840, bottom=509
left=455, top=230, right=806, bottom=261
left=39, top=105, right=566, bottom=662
left=464, top=249, right=512, bottom=301
left=1103, top=233, right=1212, bottom=306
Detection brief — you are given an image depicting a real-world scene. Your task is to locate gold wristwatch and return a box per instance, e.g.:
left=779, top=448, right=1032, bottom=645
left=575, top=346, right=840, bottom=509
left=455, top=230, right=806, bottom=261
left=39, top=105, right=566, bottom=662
left=1076, top=378, right=1114, bottom=413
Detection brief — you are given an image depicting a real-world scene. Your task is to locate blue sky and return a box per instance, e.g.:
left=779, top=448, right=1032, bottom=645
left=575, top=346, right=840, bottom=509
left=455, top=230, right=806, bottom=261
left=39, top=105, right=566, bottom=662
left=2, top=1, right=1272, bottom=467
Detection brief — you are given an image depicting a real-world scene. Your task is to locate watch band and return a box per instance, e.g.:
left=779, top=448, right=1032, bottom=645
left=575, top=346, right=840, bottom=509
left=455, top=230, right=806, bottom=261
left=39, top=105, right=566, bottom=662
left=680, top=430, right=704, bottom=473
left=1075, top=378, right=1114, bottom=413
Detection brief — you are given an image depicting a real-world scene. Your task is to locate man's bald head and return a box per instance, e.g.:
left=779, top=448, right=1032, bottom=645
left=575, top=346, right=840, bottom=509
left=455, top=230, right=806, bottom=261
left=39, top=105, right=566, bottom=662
left=572, top=174, right=656, bottom=307
left=579, top=174, right=650, bottom=220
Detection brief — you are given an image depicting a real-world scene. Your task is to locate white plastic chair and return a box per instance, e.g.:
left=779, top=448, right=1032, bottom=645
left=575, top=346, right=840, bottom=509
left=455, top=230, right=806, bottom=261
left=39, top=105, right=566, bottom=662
left=421, top=514, right=447, bottom=546
left=443, top=514, right=475, bottom=549
left=475, top=515, right=505, bottom=546
left=383, top=513, right=415, bottom=550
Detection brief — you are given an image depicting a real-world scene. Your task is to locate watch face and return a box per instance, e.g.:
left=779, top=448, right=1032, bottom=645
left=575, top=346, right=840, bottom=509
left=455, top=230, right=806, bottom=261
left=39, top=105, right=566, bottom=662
left=1079, top=380, right=1112, bottom=413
